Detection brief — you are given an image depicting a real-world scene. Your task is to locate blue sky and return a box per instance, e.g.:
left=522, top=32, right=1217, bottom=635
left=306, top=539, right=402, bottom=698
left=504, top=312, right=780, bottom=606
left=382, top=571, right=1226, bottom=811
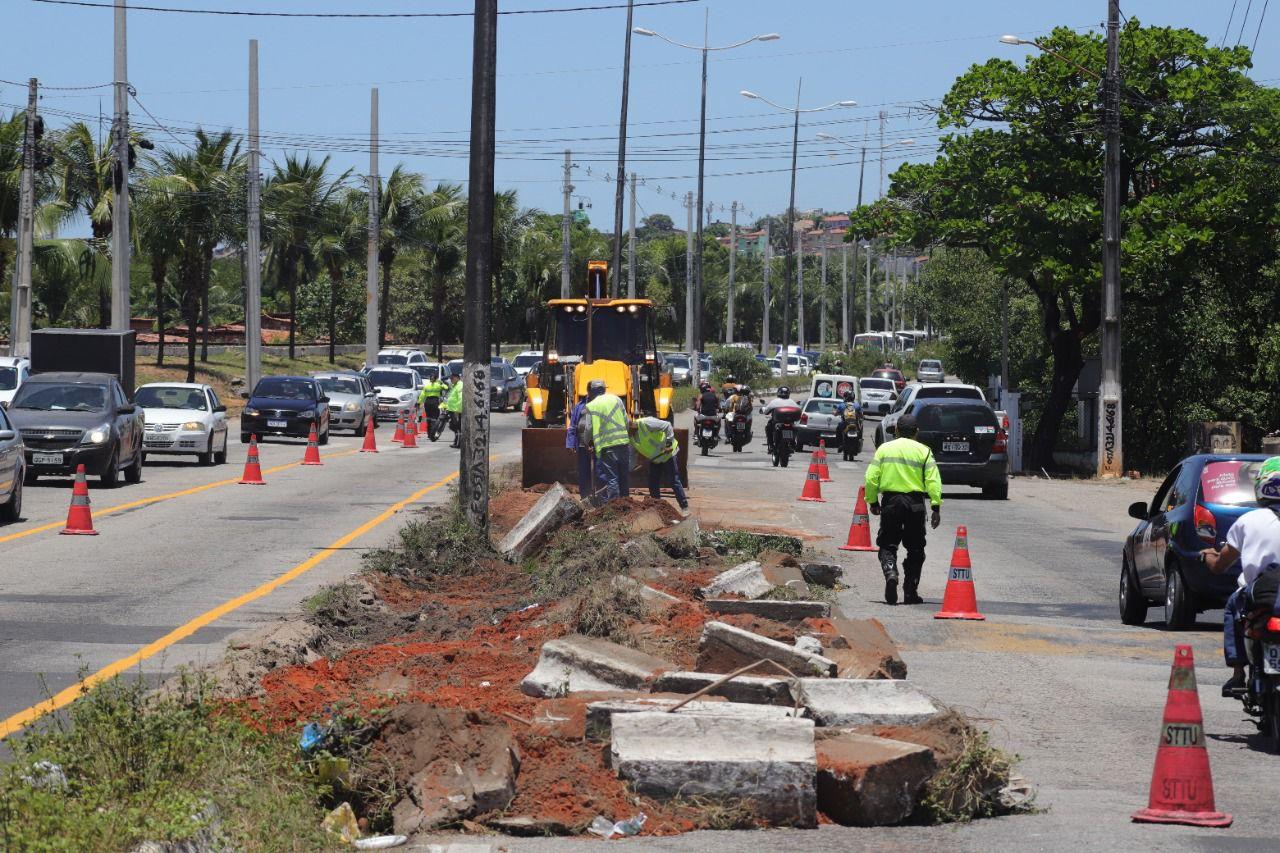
left=4, top=0, right=1276, bottom=233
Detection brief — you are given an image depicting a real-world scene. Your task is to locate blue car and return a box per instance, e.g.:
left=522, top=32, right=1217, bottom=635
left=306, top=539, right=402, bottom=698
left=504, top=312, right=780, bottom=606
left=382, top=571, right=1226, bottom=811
left=1121, top=453, right=1269, bottom=628
left=240, top=375, right=331, bottom=445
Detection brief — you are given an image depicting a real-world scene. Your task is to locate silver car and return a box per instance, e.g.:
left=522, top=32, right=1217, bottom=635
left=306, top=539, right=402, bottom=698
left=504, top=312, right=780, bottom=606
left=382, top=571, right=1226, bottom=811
left=0, top=403, right=24, bottom=522
left=313, top=372, right=377, bottom=436
left=917, top=359, right=945, bottom=383
left=859, top=377, right=897, bottom=417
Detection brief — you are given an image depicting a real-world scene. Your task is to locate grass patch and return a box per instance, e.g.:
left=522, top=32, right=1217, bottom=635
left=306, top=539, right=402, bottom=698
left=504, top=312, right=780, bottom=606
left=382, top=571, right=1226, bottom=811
left=918, top=726, right=1024, bottom=823
left=0, top=674, right=334, bottom=852
left=363, top=504, right=492, bottom=580
left=670, top=795, right=760, bottom=830
left=566, top=582, right=649, bottom=646
left=711, top=530, right=803, bottom=559
left=527, top=526, right=630, bottom=599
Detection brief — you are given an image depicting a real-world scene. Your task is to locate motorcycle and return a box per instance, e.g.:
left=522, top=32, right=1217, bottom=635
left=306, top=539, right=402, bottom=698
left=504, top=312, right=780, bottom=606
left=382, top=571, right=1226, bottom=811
left=424, top=400, right=445, bottom=442
left=768, top=405, right=802, bottom=468
left=839, top=409, right=863, bottom=461
left=725, top=410, right=753, bottom=453
left=695, top=414, right=721, bottom=456
left=1235, top=605, right=1280, bottom=752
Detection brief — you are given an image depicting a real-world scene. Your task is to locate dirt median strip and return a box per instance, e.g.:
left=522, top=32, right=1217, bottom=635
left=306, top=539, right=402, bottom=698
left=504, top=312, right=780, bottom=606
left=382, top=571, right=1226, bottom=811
left=0, top=465, right=458, bottom=740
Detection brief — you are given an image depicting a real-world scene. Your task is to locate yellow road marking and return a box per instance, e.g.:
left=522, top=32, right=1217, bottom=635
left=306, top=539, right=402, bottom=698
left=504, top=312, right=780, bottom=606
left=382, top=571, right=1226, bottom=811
left=0, top=449, right=360, bottom=545
left=0, top=467, right=459, bottom=739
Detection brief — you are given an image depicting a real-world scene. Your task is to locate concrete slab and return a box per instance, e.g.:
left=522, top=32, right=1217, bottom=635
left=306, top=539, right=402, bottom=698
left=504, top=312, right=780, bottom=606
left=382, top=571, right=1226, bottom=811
left=610, top=711, right=817, bottom=827
left=798, top=678, right=943, bottom=727
left=651, top=670, right=795, bottom=706
left=706, top=598, right=831, bottom=620
left=519, top=635, right=674, bottom=698
left=815, top=731, right=937, bottom=826
left=700, top=560, right=771, bottom=599
left=586, top=696, right=802, bottom=741
left=822, top=616, right=907, bottom=680
left=654, top=516, right=701, bottom=557
left=697, top=620, right=837, bottom=677
left=612, top=575, right=680, bottom=612
left=497, top=483, right=582, bottom=562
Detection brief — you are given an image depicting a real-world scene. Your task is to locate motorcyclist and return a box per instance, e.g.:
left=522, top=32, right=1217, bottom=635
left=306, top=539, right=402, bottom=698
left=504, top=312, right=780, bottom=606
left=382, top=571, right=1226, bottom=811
left=696, top=381, right=722, bottom=437
left=1201, top=456, right=1280, bottom=696
left=417, top=370, right=447, bottom=434
left=835, top=390, right=860, bottom=450
left=761, top=386, right=796, bottom=452
left=724, top=385, right=753, bottom=441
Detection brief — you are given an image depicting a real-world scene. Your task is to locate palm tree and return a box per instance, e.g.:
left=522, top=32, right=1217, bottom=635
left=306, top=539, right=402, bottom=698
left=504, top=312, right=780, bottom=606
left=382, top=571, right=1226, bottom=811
left=263, top=154, right=352, bottom=358
left=491, top=190, right=536, bottom=357
left=133, top=171, right=187, bottom=365
left=0, top=112, right=24, bottom=295
left=52, top=122, right=116, bottom=327
left=312, top=188, right=363, bottom=363
left=374, top=165, right=431, bottom=347
left=416, top=181, right=465, bottom=360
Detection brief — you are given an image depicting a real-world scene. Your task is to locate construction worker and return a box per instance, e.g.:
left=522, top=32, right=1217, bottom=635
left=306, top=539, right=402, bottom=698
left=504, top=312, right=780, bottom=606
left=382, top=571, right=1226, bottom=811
left=418, top=370, right=447, bottom=436
left=585, top=378, right=631, bottom=503
left=566, top=392, right=593, bottom=499
left=443, top=372, right=464, bottom=448
left=864, top=413, right=942, bottom=606
left=631, top=415, right=688, bottom=511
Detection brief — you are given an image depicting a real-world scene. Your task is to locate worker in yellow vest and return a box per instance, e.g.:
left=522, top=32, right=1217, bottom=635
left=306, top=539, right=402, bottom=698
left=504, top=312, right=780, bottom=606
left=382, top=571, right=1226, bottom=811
left=631, top=416, right=688, bottom=511
left=584, top=378, right=631, bottom=503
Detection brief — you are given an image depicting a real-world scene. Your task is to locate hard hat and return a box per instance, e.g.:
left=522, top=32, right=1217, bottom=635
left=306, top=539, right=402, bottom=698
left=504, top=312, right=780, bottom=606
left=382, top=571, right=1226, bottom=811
left=587, top=379, right=606, bottom=396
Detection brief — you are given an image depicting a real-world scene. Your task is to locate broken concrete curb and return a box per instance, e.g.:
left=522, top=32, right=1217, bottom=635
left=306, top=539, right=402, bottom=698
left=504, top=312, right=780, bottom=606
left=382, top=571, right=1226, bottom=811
left=822, top=616, right=907, bottom=680
left=497, top=482, right=582, bottom=562
left=816, top=731, right=936, bottom=826
left=651, top=671, right=795, bottom=706
left=697, top=620, right=837, bottom=677
left=798, top=679, right=942, bottom=727
left=586, top=696, right=801, bottom=741
left=519, top=635, right=674, bottom=698
left=706, top=598, right=831, bottom=620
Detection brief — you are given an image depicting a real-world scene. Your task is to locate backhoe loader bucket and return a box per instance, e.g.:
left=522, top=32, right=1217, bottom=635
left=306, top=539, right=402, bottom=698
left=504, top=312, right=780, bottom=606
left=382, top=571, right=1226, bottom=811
left=521, top=427, right=690, bottom=491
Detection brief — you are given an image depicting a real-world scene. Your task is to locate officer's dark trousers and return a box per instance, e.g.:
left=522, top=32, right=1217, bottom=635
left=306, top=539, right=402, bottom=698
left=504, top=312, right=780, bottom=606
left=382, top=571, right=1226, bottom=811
left=877, top=491, right=927, bottom=594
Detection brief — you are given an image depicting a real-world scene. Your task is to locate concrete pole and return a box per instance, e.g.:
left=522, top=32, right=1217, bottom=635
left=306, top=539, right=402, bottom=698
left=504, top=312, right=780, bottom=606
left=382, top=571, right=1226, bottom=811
left=865, top=241, right=872, bottom=333
left=627, top=172, right=637, bottom=297
left=110, top=0, right=130, bottom=330
left=691, top=9, right=709, bottom=376
left=366, top=88, right=380, bottom=362
left=796, top=231, right=804, bottom=352
left=819, top=242, right=828, bottom=350
left=840, top=244, right=848, bottom=347
left=726, top=201, right=737, bottom=344
left=245, top=42, right=262, bottom=392
left=610, top=0, right=635, bottom=297
left=561, top=150, right=573, bottom=297
left=1098, top=0, right=1123, bottom=478
left=12, top=79, right=36, bottom=359
left=761, top=220, right=771, bottom=355
left=883, top=250, right=892, bottom=333
left=684, top=191, right=693, bottom=352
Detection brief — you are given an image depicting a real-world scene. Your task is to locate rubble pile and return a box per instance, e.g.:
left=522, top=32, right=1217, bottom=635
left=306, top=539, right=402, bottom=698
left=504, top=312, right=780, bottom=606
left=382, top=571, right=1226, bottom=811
left=221, top=488, right=1023, bottom=839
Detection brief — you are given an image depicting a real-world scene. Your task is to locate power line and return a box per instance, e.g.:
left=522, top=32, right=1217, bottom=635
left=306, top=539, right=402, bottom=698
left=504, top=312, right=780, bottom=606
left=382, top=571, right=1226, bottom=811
left=1239, top=0, right=1256, bottom=45
left=30, top=0, right=698, bottom=18
left=1223, top=0, right=1240, bottom=45
left=1253, top=0, right=1271, bottom=51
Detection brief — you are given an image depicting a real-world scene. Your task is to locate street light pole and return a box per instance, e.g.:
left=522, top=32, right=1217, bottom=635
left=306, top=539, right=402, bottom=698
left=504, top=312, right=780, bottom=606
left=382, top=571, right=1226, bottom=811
left=1098, top=0, right=1123, bottom=477
left=110, top=0, right=130, bottom=330
left=610, top=0, right=635, bottom=298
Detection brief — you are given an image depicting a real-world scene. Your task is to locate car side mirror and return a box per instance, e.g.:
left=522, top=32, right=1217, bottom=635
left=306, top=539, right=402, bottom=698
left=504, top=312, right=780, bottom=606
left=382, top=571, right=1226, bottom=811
left=0, top=401, right=7, bottom=410
left=318, top=396, right=329, bottom=403
left=119, top=404, right=136, bottom=415
left=1128, top=501, right=1151, bottom=521
left=366, top=391, right=376, bottom=398
left=214, top=404, right=227, bottom=413
left=0, top=429, right=14, bottom=441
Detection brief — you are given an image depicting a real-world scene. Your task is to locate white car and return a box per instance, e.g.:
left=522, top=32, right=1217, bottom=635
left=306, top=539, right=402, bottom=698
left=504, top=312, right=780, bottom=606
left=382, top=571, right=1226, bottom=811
left=665, top=354, right=692, bottom=385
left=367, top=367, right=422, bottom=421
left=859, top=377, right=897, bottom=417
left=511, top=350, right=541, bottom=377
left=374, top=347, right=430, bottom=368
left=0, top=356, right=31, bottom=407
left=135, top=382, right=230, bottom=465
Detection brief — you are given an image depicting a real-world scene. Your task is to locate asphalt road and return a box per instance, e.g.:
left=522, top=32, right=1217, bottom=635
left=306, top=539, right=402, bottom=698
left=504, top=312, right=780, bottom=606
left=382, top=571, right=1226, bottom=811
left=412, top=412, right=1280, bottom=852
left=0, top=413, right=525, bottom=733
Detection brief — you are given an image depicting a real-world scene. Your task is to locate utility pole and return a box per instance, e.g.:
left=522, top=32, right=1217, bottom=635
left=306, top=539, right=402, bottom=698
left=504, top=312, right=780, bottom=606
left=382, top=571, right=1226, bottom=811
left=854, top=140, right=866, bottom=336
left=461, top=0, right=497, bottom=531
left=561, top=150, right=572, bottom=298
left=725, top=201, right=737, bottom=344
left=627, top=172, right=637, bottom=297
left=780, top=78, right=802, bottom=380
left=865, top=242, right=872, bottom=333
left=761, top=220, right=771, bottom=356
left=110, top=0, right=130, bottom=330
left=1000, top=279, right=1010, bottom=403
left=840, top=245, right=848, bottom=347
left=883, top=250, right=893, bottom=333
left=819, top=243, right=827, bottom=350
left=684, top=191, right=694, bottom=352
left=691, top=8, right=709, bottom=382
left=610, top=0, right=636, bottom=297
left=796, top=231, right=805, bottom=352
left=1097, top=0, right=1123, bottom=478
left=877, top=110, right=887, bottom=198
left=366, top=88, right=380, bottom=361
left=11, top=79, right=37, bottom=358
left=246, top=43, right=262, bottom=392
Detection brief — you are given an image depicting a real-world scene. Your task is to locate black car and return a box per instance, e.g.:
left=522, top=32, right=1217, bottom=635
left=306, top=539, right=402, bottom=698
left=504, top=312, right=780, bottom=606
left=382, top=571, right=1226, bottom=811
left=877, top=397, right=1008, bottom=499
left=1121, top=454, right=1267, bottom=628
left=490, top=361, right=525, bottom=412
left=240, top=376, right=331, bottom=444
left=5, top=371, right=144, bottom=487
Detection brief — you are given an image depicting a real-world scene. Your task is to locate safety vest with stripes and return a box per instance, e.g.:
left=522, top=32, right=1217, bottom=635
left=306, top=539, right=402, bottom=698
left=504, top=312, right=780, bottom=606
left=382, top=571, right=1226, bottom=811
left=586, top=393, right=630, bottom=454
left=864, top=436, right=943, bottom=507
left=632, top=418, right=677, bottom=464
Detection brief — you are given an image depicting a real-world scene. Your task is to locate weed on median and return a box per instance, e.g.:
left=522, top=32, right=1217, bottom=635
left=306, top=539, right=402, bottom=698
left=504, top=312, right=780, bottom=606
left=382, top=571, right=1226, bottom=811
left=363, top=502, right=491, bottom=580
left=917, top=723, right=1027, bottom=824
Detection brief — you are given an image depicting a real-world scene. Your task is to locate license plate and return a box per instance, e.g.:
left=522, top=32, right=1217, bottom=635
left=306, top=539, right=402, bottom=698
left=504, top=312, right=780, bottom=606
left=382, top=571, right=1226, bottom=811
left=144, top=440, right=173, bottom=449
left=702, top=428, right=714, bottom=438
left=267, top=420, right=288, bottom=428
left=781, top=429, right=794, bottom=441
left=32, top=452, right=63, bottom=465
left=943, top=441, right=970, bottom=453
left=1264, top=643, right=1280, bottom=675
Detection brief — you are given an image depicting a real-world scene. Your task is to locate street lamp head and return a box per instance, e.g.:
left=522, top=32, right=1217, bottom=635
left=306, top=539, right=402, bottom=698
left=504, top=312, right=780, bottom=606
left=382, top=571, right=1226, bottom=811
left=816, top=132, right=835, bottom=140
left=740, top=90, right=760, bottom=100
left=999, top=35, right=1027, bottom=45
left=633, top=26, right=657, bottom=37
left=756, top=33, right=781, bottom=42
left=899, top=139, right=916, bottom=146
left=837, top=100, right=858, bottom=107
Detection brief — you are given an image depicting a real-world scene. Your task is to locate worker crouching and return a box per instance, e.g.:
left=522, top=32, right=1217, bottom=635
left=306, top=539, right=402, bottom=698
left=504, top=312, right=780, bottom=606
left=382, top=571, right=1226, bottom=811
left=631, top=415, right=689, bottom=512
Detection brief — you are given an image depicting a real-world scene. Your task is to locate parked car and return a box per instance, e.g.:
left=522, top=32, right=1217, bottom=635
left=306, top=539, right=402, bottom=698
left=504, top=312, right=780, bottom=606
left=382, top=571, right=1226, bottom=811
left=0, top=356, right=31, bottom=407
left=313, top=372, right=376, bottom=436
left=875, top=397, right=1007, bottom=499
left=881, top=383, right=985, bottom=437
left=135, top=382, right=229, bottom=465
left=859, top=377, right=897, bottom=416
left=767, top=358, right=783, bottom=378
left=917, top=359, right=945, bottom=383
left=240, top=375, right=331, bottom=444
left=0, top=404, right=24, bottom=522
left=665, top=354, right=692, bottom=386
left=374, top=348, right=430, bottom=367
left=1120, top=454, right=1268, bottom=628
left=489, top=361, right=525, bottom=412
left=512, top=351, right=542, bottom=377
left=7, top=371, right=144, bottom=487
left=871, top=366, right=906, bottom=392
left=367, top=367, right=422, bottom=423
left=408, top=363, right=443, bottom=385
left=796, top=397, right=853, bottom=452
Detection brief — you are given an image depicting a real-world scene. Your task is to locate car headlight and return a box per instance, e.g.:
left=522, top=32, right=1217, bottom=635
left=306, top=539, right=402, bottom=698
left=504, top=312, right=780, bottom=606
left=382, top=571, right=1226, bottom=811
left=344, top=402, right=361, bottom=412
left=244, top=407, right=260, bottom=417
left=399, top=393, right=414, bottom=402
left=300, top=410, right=316, bottom=420
left=83, top=425, right=111, bottom=445
left=181, top=421, right=204, bottom=432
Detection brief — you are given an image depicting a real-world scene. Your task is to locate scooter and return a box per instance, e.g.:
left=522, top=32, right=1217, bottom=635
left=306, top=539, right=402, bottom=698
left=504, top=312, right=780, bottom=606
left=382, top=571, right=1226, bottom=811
left=840, top=410, right=863, bottom=460
left=695, top=414, right=720, bottom=456
left=1235, top=604, right=1280, bottom=752
left=424, top=400, right=445, bottom=442
left=725, top=411, right=753, bottom=453
left=768, top=406, right=802, bottom=468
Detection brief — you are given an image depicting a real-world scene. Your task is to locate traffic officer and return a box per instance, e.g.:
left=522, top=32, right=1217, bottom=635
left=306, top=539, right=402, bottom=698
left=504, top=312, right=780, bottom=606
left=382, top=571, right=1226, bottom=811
left=417, top=370, right=447, bottom=436
left=585, top=378, right=631, bottom=503
left=864, top=413, right=942, bottom=605
left=443, top=372, right=464, bottom=448
left=631, top=415, right=688, bottom=511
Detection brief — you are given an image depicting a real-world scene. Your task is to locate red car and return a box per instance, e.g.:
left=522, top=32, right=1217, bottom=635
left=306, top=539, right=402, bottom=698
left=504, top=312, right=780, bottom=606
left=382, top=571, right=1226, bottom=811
left=872, top=367, right=906, bottom=393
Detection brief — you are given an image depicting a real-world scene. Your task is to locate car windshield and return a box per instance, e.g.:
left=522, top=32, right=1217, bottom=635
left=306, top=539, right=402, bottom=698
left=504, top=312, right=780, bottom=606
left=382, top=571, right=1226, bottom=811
left=668, top=356, right=690, bottom=369
left=1201, top=460, right=1265, bottom=506
left=376, top=353, right=408, bottom=365
left=369, top=370, right=415, bottom=389
left=917, top=386, right=982, bottom=400
left=920, top=361, right=941, bottom=369
left=861, top=379, right=894, bottom=391
left=316, top=376, right=362, bottom=395
left=411, top=365, right=440, bottom=381
left=0, top=367, right=17, bottom=390
left=254, top=378, right=316, bottom=400
left=11, top=382, right=107, bottom=412
left=916, top=403, right=996, bottom=433
left=513, top=354, right=540, bottom=368
left=805, top=400, right=841, bottom=415
left=136, top=386, right=208, bottom=410
left=873, top=369, right=900, bottom=379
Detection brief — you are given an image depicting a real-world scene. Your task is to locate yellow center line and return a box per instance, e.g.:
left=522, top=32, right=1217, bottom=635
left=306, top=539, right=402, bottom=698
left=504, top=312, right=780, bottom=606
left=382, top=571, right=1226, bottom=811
left=0, top=448, right=361, bottom=545
left=0, top=467, right=460, bottom=739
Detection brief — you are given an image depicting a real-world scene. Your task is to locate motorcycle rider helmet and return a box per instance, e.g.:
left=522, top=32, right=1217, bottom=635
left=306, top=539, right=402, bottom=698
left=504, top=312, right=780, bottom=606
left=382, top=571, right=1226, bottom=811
left=842, top=390, right=855, bottom=402
left=1255, top=456, right=1280, bottom=504
left=777, top=386, right=790, bottom=399
left=700, top=382, right=712, bottom=393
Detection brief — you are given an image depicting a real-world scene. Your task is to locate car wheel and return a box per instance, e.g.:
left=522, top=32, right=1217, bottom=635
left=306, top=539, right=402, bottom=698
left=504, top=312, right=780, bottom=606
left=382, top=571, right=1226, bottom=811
left=214, top=435, right=227, bottom=465
left=318, top=426, right=330, bottom=446
left=124, top=447, right=143, bottom=484
left=1119, top=556, right=1148, bottom=626
left=241, top=432, right=252, bottom=444
left=24, top=468, right=38, bottom=487
left=99, top=449, right=120, bottom=489
left=982, top=481, right=1009, bottom=500
left=0, top=475, right=21, bottom=523
left=197, top=437, right=214, bottom=466
left=1164, top=566, right=1196, bottom=630
left=355, top=417, right=367, bottom=438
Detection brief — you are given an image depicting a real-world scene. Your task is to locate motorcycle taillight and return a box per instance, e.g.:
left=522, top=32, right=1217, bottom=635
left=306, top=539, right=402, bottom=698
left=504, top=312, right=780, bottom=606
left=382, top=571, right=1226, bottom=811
left=1267, top=616, right=1280, bottom=633
left=1194, top=504, right=1217, bottom=545
left=800, top=413, right=808, bottom=424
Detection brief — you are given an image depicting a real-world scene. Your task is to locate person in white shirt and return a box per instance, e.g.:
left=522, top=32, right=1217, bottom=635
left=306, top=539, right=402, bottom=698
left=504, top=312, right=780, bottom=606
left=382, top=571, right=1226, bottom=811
left=1202, top=457, right=1280, bottom=695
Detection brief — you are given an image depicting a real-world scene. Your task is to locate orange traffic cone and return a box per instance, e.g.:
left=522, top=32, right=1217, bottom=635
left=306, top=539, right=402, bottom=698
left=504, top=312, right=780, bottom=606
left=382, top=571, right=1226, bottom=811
left=814, top=439, right=833, bottom=482
left=401, top=415, right=418, bottom=448
left=60, top=464, right=98, bottom=535
left=934, top=526, right=985, bottom=620
left=359, top=422, right=379, bottom=453
left=239, top=435, right=266, bottom=485
left=839, top=486, right=877, bottom=551
left=798, top=465, right=826, bottom=502
left=302, top=424, right=323, bottom=465
left=417, top=408, right=428, bottom=435
left=1131, top=645, right=1232, bottom=827
left=391, top=415, right=406, bottom=444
